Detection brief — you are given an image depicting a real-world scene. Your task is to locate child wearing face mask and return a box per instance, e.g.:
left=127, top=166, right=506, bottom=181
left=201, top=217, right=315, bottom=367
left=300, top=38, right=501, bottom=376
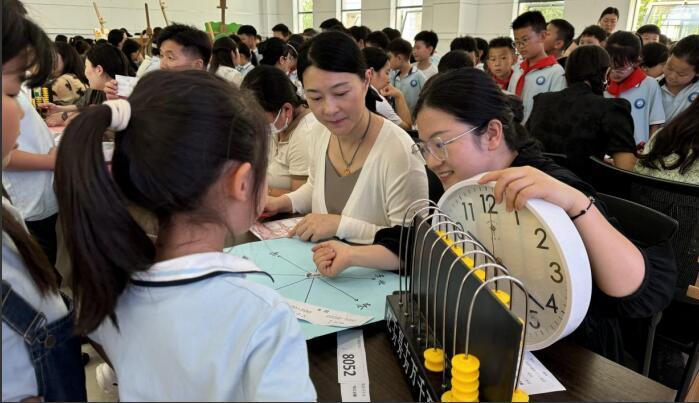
left=605, top=31, right=665, bottom=146
left=658, top=35, right=699, bottom=124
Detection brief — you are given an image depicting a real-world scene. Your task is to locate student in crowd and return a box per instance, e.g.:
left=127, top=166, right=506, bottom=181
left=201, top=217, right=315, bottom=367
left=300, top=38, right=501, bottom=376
left=382, top=27, right=402, bottom=41
left=659, top=34, right=672, bottom=47
left=303, top=27, right=318, bottom=40
left=366, top=30, right=390, bottom=51
left=3, top=1, right=87, bottom=400
left=287, top=34, right=305, bottom=96
left=475, top=37, right=489, bottom=68
left=388, top=38, right=427, bottom=114
left=637, top=24, right=662, bottom=45
left=349, top=25, right=371, bottom=49
left=579, top=25, right=609, bottom=47
left=241, top=66, right=316, bottom=195
left=641, top=42, right=669, bottom=79
left=258, top=37, right=294, bottom=74
left=107, top=28, right=126, bottom=49
left=527, top=45, right=637, bottom=174
left=320, top=18, right=344, bottom=32
left=635, top=97, right=698, bottom=184
left=508, top=11, right=567, bottom=122
left=450, top=36, right=480, bottom=66
left=48, top=42, right=88, bottom=105
left=235, top=41, right=257, bottom=77
left=437, top=50, right=475, bottom=72
left=312, top=68, right=675, bottom=364
left=272, top=23, right=291, bottom=41
left=486, top=37, right=516, bottom=90
left=413, top=30, right=439, bottom=79
left=209, top=36, right=244, bottom=86
left=544, top=19, right=575, bottom=67
left=658, top=35, right=699, bottom=123
left=605, top=31, right=665, bottom=145
left=237, top=25, right=260, bottom=60
left=362, top=47, right=413, bottom=130
left=135, top=33, right=161, bottom=78
left=598, top=7, right=619, bottom=35
left=264, top=32, right=428, bottom=244
left=55, top=70, right=316, bottom=401
left=74, top=39, right=91, bottom=58
left=121, top=38, right=143, bottom=75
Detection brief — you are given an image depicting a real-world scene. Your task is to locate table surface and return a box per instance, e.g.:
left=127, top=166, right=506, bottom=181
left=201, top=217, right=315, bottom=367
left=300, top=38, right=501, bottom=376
left=307, top=321, right=677, bottom=402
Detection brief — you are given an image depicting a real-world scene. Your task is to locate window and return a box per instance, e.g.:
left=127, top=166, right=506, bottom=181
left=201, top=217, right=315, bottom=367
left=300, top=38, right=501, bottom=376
left=396, top=0, right=423, bottom=41
left=634, top=0, right=699, bottom=41
left=517, top=0, right=565, bottom=21
left=342, top=0, right=362, bottom=27
left=297, top=0, right=314, bottom=32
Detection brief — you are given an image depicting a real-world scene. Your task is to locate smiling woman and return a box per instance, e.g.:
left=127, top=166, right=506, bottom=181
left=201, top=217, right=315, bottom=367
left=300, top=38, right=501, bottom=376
left=264, top=31, right=428, bottom=244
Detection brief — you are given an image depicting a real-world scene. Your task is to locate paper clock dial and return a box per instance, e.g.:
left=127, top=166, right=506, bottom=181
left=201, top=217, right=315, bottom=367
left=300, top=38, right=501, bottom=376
left=437, top=174, right=592, bottom=350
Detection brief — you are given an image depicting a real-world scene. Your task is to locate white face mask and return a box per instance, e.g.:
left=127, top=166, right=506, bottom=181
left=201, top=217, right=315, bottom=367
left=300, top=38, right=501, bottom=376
left=269, top=108, right=289, bottom=135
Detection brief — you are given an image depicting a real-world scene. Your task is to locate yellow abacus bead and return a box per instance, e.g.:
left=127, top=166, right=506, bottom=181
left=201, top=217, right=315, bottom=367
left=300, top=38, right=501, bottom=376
left=441, top=390, right=456, bottom=402
left=452, top=378, right=479, bottom=394
left=512, top=388, right=529, bottom=402
left=451, top=368, right=479, bottom=383
left=452, top=388, right=479, bottom=402
left=423, top=348, right=445, bottom=372
left=451, top=353, right=480, bottom=373
left=494, top=290, right=511, bottom=308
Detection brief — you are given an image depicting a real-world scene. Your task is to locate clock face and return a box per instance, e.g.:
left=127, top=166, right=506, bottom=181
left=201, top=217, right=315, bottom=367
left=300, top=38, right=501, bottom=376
left=437, top=176, right=591, bottom=350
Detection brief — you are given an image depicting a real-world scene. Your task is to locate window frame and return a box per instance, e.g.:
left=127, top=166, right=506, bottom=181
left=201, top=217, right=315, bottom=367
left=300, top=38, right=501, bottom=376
left=632, top=0, right=699, bottom=41
left=394, top=0, right=423, bottom=41
left=341, top=0, right=362, bottom=27
left=296, top=0, right=314, bottom=32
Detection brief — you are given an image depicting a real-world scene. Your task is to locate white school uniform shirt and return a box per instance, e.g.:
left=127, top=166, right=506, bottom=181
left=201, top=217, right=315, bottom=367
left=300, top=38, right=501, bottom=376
left=135, top=55, right=161, bottom=78
left=236, top=62, right=255, bottom=77
left=2, top=197, right=68, bottom=402
left=286, top=118, right=428, bottom=244
left=372, top=85, right=403, bottom=126
left=660, top=79, right=699, bottom=124
left=507, top=62, right=567, bottom=123
left=2, top=91, right=58, bottom=222
left=90, top=252, right=316, bottom=402
left=390, top=66, right=427, bottom=115
left=215, top=65, right=244, bottom=87
left=267, top=112, right=316, bottom=190
left=413, top=62, right=438, bottom=80
left=605, top=76, right=666, bottom=144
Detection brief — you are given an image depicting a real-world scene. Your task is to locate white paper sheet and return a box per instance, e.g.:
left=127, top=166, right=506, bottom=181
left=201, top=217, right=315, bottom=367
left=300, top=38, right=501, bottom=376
left=340, top=382, right=371, bottom=402
left=337, top=330, right=370, bottom=402
left=285, top=299, right=373, bottom=327
left=115, top=75, right=138, bottom=98
left=517, top=351, right=566, bottom=395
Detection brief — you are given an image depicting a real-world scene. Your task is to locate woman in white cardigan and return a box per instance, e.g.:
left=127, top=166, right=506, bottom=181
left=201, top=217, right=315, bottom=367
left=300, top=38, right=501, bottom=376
left=265, top=31, right=428, bottom=244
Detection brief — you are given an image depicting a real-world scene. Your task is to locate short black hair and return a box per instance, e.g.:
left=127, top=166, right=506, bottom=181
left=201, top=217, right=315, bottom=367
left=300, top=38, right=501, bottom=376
left=55, top=34, right=67, bottom=42
left=488, top=36, right=515, bottom=52
left=272, top=23, right=291, bottom=37
left=382, top=27, right=401, bottom=41
left=237, top=24, right=258, bottom=37
left=637, top=24, right=661, bottom=36
left=414, top=30, right=438, bottom=51
left=387, top=38, right=412, bottom=59
left=362, top=47, right=389, bottom=72
left=438, top=50, right=475, bottom=72
left=670, top=34, right=699, bottom=71
left=605, top=31, right=642, bottom=66
left=549, top=19, right=575, bottom=50
left=641, top=42, right=669, bottom=68
left=565, top=45, right=611, bottom=94
left=659, top=34, right=672, bottom=46
left=319, top=18, right=343, bottom=29
left=450, top=36, right=478, bottom=53
left=580, top=25, right=608, bottom=43
left=156, top=23, right=212, bottom=65
left=107, top=29, right=125, bottom=47
left=349, top=25, right=371, bottom=43
left=366, top=30, right=390, bottom=50
left=303, top=28, right=318, bottom=37
left=475, top=37, right=489, bottom=63
left=599, top=7, right=619, bottom=20
left=120, top=28, right=132, bottom=37
left=512, top=11, right=547, bottom=33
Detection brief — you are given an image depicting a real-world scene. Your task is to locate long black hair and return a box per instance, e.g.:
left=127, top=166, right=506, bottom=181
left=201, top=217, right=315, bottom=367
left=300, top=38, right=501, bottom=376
left=241, top=65, right=304, bottom=113
left=565, top=45, right=611, bottom=95
left=209, top=36, right=237, bottom=73
left=258, top=37, right=292, bottom=66
left=415, top=68, right=529, bottom=151
left=55, top=70, right=269, bottom=333
left=237, top=41, right=258, bottom=66
left=86, top=43, right=130, bottom=79
left=54, top=41, right=89, bottom=83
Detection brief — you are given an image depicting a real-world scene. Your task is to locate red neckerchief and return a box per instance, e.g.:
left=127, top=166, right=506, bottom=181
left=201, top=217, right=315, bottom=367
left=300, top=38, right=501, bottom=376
left=492, top=71, right=513, bottom=90
left=607, top=67, right=646, bottom=97
left=515, top=55, right=558, bottom=97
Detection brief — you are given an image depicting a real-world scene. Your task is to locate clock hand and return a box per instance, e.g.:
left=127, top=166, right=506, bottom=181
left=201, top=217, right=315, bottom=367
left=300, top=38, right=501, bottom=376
left=528, top=294, right=545, bottom=310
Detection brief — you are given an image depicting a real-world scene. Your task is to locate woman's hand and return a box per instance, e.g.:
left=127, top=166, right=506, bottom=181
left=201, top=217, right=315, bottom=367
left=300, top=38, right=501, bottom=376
left=39, top=102, right=63, bottom=115
left=104, top=79, right=120, bottom=100
left=479, top=166, right=590, bottom=216
left=289, top=213, right=341, bottom=242
left=312, top=240, right=353, bottom=277
left=263, top=195, right=292, bottom=217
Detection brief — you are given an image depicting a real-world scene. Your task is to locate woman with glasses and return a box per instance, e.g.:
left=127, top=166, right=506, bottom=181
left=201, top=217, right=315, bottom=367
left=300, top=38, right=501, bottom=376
left=264, top=31, right=428, bottom=244
left=526, top=45, right=637, bottom=175
left=311, top=67, right=675, bottom=364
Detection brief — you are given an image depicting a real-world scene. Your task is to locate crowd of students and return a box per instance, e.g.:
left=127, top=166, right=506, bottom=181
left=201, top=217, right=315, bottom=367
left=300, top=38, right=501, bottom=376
left=3, top=0, right=697, bottom=400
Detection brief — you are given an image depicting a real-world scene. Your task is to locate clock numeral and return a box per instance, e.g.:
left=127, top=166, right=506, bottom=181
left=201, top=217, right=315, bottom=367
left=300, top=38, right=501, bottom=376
left=528, top=309, right=541, bottom=329
left=514, top=210, right=520, bottom=226
left=461, top=202, right=475, bottom=222
left=549, top=262, right=564, bottom=283
left=479, top=194, right=498, bottom=214
left=534, top=228, right=549, bottom=250
left=546, top=294, right=559, bottom=314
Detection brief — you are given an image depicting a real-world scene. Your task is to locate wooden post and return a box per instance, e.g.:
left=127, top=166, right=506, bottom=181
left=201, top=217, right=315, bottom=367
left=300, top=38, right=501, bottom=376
left=144, top=2, right=153, bottom=36
left=217, top=0, right=228, bottom=33
left=92, top=1, right=107, bottom=38
left=159, top=0, right=170, bottom=26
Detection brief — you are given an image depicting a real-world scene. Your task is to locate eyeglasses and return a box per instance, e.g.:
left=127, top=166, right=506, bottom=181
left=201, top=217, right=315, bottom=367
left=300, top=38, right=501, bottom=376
left=513, top=34, right=536, bottom=49
left=411, top=125, right=482, bottom=162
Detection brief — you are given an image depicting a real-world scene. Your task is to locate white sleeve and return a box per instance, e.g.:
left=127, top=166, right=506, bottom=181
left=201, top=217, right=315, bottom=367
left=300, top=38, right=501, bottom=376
left=648, top=80, right=666, bottom=125
left=549, top=66, right=567, bottom=92
left=242, top=302, right=317, bottom=401
left=376, top=98, right=403, bottom=126
left=136, top=56, right=152, bottom=78
left=286, top=129, right=311, bottom=177
left=286, top=124, right=324, bottom=214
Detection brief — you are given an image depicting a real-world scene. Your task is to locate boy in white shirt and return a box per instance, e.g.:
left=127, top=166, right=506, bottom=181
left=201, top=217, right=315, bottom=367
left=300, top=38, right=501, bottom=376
left=389, top=38, right=427, bottom=114
left=413, top=30, right=439, bottom=80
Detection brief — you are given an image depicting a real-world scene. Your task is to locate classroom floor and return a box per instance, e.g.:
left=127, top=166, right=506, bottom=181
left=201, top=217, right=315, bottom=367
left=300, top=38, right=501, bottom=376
left=83, top=345, right=118, bottom=402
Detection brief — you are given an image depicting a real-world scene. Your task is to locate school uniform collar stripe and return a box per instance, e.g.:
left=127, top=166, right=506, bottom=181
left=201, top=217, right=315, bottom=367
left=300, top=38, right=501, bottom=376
left=131, top=252, right=268, bottom=283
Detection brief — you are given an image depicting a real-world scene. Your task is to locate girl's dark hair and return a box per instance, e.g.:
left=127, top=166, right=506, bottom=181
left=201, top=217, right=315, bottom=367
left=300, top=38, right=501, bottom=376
left=3, top=0, right=54, bottom=87
left=450, top=36, right=478, bottom=52
left=121, top=39, right=141, bottom=75
left=54, top=41, right=88, bottom=83
left=258, top=37, right=291, bottom=66
left=241, top=65, right=304, bottom=112
left=638, top=98, right=699, bottom=174
left=297, top=31, right=367, bottom=85
left=74, top=40, right=91, bottom=56
left=605, top=31, right=642, bottom=66
left=565, top=45, right=611, bottom=95
left=415, top=68, right=529, bottom=151
left=641, top=42, right=669, bottom=68
left=438, top=50, right=475, bottom=73
left=86, top=43, right=130, bottom=79
left=237, top=41, right=258, bottom=66
left=55, top=70, right=269, bottom=333
left=366, top=31, right=390, bottom=50
left=209, top=36, right=237, bottom=73
left=599, top=6, right=620, bottom=20
left=3, top=0, right=59, bottom=295
left=362, top=47, right=389, bottom=72
left=581, top=25, right=608, bottom=43
left=670, top=34, right=699, bottom=72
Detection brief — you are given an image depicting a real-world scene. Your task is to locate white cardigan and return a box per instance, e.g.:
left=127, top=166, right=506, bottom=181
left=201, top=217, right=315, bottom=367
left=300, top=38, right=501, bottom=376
left=287, top=117, right=428, bottom=244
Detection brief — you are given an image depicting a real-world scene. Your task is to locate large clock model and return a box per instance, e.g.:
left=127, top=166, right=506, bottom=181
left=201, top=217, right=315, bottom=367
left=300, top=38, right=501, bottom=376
left=437, top=173, right=592, bottom=351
